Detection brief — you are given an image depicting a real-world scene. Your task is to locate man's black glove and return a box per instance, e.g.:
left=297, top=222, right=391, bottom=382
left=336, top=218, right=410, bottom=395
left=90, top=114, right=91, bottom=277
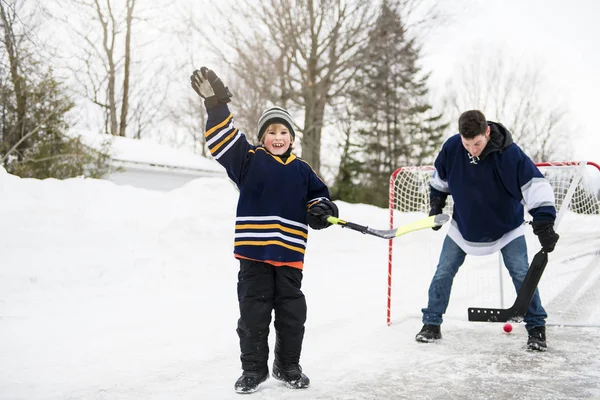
left=429, top=196, right=445, bottom=231
left=190, top=67, right=233, bottom=108
left=532, top=220, right=559, bottom=253
left=307, top=199, right=339, bottom=230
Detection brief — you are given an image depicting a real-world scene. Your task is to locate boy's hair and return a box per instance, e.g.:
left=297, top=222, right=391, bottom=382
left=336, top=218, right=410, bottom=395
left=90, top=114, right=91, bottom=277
left=458, top=110, right=487, bottom=139
left=257, top=106, right=295, bottom=142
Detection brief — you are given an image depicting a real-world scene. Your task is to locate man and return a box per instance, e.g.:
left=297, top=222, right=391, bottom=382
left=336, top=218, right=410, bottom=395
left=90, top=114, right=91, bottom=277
left=416, top=110, right=559, bottom=351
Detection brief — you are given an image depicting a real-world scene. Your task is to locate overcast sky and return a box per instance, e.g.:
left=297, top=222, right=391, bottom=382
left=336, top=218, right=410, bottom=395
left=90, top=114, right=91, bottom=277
left=422, top=0, right=599, bottom=162
left=44, top=0, right=598, bottom=164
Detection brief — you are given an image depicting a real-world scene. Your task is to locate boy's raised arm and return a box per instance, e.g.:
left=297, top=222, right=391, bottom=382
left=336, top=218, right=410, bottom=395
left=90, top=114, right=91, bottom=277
left=190, top=67, right=252, bottom=187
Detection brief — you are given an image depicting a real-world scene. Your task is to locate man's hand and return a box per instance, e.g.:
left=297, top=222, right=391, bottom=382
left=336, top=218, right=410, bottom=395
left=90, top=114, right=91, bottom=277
left=429, top=196, right=445, bottom=231
left=190, top=67, right=232, bottom=108
left=532, top=220, right=559, bottom=252
left=307, top=199, right=339, bottom=230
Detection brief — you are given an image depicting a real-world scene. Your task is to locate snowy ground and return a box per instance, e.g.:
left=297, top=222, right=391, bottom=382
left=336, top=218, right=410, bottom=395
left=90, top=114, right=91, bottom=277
left=1, top=168, right=599, bottom=400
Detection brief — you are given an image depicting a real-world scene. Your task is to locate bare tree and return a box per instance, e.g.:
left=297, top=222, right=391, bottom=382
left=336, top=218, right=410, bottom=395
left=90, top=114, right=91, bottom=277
left=49, top=0, right=170, bottom=139
left=187, top=0, right=378, bottom=174
left=68, top=0, right=135, bottom=137
left=1, top=0, right=28, bottom=155
left=118, top=0, right=134, bottom=137
left=442, top=45, right=572, bottom=161
left=187, top=0, right=442, bottom=174
left=1, top=0, right=62, bottom=159
left=167, top=56, right=208, bottom=156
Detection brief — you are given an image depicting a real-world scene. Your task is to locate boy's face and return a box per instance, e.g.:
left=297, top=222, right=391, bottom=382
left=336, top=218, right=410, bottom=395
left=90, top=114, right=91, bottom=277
left=262, top=123, right=293, bottom=155
left=461, top=126, right=490, bottom=157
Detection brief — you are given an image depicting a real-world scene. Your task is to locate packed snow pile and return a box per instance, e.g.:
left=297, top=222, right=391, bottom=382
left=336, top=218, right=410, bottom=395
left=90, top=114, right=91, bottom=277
left=1, top=170, right=599, bottom=400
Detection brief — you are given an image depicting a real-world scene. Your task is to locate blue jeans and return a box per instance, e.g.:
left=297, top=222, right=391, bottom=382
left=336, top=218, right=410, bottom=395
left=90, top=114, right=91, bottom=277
left=421, top=235, right=547, bottom=331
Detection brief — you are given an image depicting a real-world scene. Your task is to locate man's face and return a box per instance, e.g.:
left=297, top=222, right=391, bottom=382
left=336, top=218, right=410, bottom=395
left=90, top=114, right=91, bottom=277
left=461, top=126, right=490, bottom=157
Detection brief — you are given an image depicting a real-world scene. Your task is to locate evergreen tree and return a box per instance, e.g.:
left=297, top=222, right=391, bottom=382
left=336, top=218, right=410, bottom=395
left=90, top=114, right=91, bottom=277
left=332, top=1, right=447, bottom=207
left=1, top=1, right=110, bottom=179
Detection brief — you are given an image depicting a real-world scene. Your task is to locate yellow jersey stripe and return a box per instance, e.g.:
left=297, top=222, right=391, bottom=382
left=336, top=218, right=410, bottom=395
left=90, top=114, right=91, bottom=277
left=211, top=128, right=238, bottom=154
left=235, top=240, right=306, bottom=254
left=254, top=147, right=297, bottom=165
left=205, top=113, right=233, bottom=137
left=235, top=223, right=308, bottom=239
left=298, top=158, right=326, bottom=184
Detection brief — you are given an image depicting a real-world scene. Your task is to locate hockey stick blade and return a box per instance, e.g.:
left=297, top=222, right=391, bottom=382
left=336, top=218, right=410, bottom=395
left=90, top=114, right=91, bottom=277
left=326, top=214, right=450, bottom=239
left=468, top=250, right=548, bottom=322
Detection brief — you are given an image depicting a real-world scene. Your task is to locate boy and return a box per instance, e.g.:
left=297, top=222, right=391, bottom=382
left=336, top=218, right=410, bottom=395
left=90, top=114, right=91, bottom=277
left=190, top=67, right=338, bottom=393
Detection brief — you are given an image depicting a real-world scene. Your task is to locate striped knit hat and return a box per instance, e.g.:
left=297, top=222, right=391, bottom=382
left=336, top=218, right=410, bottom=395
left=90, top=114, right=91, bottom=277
left=257, top=106, right=295, bottom=142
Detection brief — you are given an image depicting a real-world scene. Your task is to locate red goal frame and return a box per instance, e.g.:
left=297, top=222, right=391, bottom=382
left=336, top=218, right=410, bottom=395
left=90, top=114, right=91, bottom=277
left=386, top=161, right=600, bottom=326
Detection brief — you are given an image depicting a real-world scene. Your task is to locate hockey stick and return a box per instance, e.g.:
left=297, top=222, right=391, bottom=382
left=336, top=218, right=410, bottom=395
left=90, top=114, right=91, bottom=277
left=468, top=163, right=583, bottom=323
left=326, top=214, right=450, bottom=240
left=467, top=249, right=548, bottom=322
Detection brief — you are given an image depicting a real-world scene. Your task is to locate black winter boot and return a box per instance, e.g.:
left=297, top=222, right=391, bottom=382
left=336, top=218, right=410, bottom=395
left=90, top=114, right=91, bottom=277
left=415, top=324, right=442, bottom=343
left=272, top=362, right=310, bottom=389
left=527, top=326, right=547, bottom=351
left=234, top=369, right=269, bottom=394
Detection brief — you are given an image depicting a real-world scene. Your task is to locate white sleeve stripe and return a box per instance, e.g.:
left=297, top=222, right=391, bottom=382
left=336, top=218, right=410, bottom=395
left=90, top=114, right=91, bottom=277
left=206, top=120, right=235, bottom=147
left=214, top=132, right=242, bottom=160
left=430, top=170, right=450, bottom=193
left=528, top=200, right=556, bottom=209
left=521, top=178, right=556, bottom=211
left=236, top=215, right=308, bottom=230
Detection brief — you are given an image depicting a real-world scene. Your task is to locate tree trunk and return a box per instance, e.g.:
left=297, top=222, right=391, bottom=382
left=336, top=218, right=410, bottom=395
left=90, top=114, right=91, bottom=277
left=94, top=0, right=118, bottom=136
left=302, top=92, right=327, bottom=173
left=119, top=0, right=135, bottom=137
left=1, top=3, right=27, bottom=158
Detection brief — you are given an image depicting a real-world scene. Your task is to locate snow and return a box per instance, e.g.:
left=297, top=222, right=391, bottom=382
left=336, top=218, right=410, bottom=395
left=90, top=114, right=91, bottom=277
left=76, top=132, right=226, bottom=191
left=1, top=165, right=600, bottom=400
left=78, top=132, right=224, bottom=173
left=107, top=135, right=222, bottom=173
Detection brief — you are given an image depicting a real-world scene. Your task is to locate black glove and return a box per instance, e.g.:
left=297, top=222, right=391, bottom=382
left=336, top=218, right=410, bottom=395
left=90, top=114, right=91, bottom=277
left=429, top=196, right=445, bottom=231
left=190, top=67, right=233, bottom=108
left=307, top=199, right=339, bottom=230
left=532, top=220, right=559, bottom=253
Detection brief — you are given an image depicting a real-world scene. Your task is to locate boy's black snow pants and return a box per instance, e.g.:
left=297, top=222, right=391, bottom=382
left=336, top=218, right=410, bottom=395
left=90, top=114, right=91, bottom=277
left=236, top=259, right=307, bottom=373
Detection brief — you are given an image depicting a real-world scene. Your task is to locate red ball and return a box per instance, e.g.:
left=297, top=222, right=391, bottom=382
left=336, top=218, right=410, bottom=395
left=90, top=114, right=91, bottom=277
left=503, top=323, right=513, bottom=333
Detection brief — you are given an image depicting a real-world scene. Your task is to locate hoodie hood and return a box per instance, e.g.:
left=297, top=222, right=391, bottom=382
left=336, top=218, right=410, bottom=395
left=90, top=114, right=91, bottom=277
left=479, top=121, right=514, bottom=159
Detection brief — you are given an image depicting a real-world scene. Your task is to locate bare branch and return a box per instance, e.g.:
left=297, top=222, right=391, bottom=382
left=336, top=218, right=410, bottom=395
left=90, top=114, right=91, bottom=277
left=442, top=45, right=572, bottom=160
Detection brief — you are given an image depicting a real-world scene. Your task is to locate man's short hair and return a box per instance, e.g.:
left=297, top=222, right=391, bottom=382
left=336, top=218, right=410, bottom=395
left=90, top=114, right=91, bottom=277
left=458, top=110, right=487, bottom=139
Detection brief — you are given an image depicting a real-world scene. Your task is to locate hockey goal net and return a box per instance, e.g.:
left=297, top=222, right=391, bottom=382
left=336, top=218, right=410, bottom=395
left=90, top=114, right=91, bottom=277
left=387, top=161, right=600, bottom=327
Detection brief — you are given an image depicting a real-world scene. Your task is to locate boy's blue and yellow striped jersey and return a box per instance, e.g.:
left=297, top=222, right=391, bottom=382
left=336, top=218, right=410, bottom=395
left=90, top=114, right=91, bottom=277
left=205, top=104, right=330, bottom=269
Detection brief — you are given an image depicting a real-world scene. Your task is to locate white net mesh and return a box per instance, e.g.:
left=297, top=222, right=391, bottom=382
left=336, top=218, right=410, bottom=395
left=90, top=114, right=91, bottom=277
left=390, top=162, right=600, bottom=217
left=388, top=161, right=600, bottom=327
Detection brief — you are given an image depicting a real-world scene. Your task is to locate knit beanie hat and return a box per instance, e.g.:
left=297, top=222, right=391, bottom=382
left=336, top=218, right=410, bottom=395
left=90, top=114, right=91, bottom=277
left=257, top=106, right=295, bottom=142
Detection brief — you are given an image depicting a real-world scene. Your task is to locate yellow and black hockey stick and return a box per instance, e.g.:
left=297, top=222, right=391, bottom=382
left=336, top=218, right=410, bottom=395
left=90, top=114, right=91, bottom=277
left=326, top=214, right=450, bottom=239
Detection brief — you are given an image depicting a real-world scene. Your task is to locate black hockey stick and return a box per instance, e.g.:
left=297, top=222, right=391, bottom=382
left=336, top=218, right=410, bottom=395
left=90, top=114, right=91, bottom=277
left=467, top=249, right=548, bottom=322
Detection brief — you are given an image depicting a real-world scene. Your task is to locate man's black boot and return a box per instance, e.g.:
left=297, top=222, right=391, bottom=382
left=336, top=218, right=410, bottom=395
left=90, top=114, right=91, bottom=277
left=415, top=324, right=442, bottom=343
